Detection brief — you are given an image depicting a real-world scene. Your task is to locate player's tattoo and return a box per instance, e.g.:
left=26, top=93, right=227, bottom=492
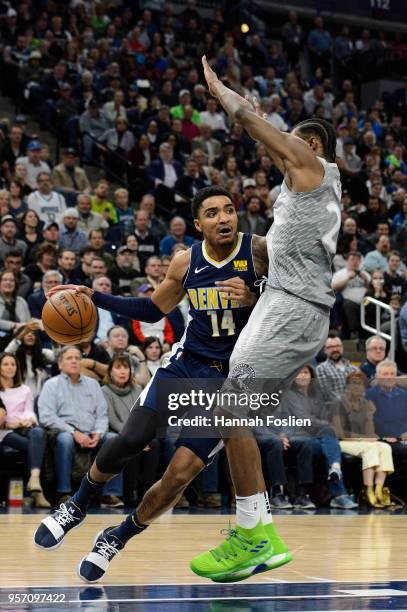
left=252, top=235, right=268, bottom=278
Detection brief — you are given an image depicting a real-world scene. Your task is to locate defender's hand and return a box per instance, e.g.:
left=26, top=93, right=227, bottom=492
left=202, top=55, right=222, bottom=97
left=215, top=277, right=256, bottom=307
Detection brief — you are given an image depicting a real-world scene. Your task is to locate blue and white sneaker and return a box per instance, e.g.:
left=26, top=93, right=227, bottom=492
left=330, top=494, right=358, bottom=509
left=78, top=528, right=124, bottom=583
left=33, top=500, right=86, bottom=550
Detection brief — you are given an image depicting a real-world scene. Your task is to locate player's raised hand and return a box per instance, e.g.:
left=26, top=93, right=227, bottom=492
left=215, top=277, right=256, bottom=307
left=202, top=55, right=221, bottom=97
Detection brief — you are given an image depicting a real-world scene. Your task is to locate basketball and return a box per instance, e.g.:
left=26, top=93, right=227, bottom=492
left=41, top=289, right=97, bottom=345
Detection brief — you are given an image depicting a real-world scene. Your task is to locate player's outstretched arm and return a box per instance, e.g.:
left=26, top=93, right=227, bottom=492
left=46, top=252, right=189, bottom=321
left=202, top=56, right=320, bottom=174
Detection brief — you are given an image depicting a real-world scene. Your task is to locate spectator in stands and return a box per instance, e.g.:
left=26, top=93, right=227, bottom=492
left=142, top=336, right=163, bottom=377
left=102, top=353, right=159, bottom=505
left=19, top=210, right=43, bottom=263
left=5, top=322, right=54, bottom=397
left=332, top=370, right=394, bottom=508
left=87, top=229, right=114, bottom=269
left=238, top=196, right=269, bottom=236
left=3, top=250, right=32, bottom=299
left=360, top=335, right=388, bottom=382
left=148, top=142, right=184, bottom=193
left=199, top=98, right=228, bottom=135
left=317, top=335, right=358, bottom=404
left=104, top=325, right=150, bottom=388
left=102, top=90, right=127, bottom=127
left=113, top=188, right=133, bottom=228
left=400, top=302, right=407, bottom=357
left=25, top=244, right=57, bottom=289
left=131, top=210, right=159, bottom=272
left=132, top=255, right=162, bottom=294
left=92, top=276, right=122, bottom=344
left=27, top=270, right=62, bottom=320
left=57, top=208, right=88, bottom=254
left=281, top=10, right=302, bottom=67
left=332, top=251, right=370, bottom=338
left=359, top=197, right=387, bottom=236
left=384, top=251, right=407, bottom=297
left=108, top=246, right=141, bottom=295
left=90, top=179, right=117, bottom=224
left=38, top=346, right=123, bottom=507
left=363, top=236, right=392, bottom=273
left=26, top=172, right=66, bottom=225
left=132, top=283, right=174, bottom=350
left=366, top=359, right=407, bottom=466
left=57, top=249, right=79, bottom=285
left=99, top=117, right=135, bottom=181
left=0, top=352, right=49, bottom=508
left=51, top=149, right=91, bottom=199
left=8, top=179, right=28, bottom=220
left=160, top=216, right=194, bottom=256
left=15, top=141, right=51, bottom=191
left=76, top=193, right=108, bottom=236
left=79, top=98, right=110, bottom=163
left=0, top=215, right=27, bottom=262
left=0, top=124, right=25, bottom=174
left=0, top=270, right=31, bottom=350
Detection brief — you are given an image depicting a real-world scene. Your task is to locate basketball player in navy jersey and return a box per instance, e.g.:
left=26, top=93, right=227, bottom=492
left=187, top=58, right=343, bottom=581
left=33, top=186, right=292, bottom=583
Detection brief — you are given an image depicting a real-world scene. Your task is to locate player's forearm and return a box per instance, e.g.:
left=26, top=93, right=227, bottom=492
left=92, top=292, right=165, bottom=322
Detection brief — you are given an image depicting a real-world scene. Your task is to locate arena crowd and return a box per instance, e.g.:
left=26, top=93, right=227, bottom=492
left=0, top=0, right=406, bottom=511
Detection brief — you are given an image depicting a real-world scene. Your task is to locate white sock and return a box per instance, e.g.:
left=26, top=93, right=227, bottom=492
left=236, top=493, right=261, bottom=529
left=259, top=490, right=273, bottom=525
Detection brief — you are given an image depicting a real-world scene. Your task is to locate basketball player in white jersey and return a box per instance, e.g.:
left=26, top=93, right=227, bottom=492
left=190, top=57, right=342, bottom=581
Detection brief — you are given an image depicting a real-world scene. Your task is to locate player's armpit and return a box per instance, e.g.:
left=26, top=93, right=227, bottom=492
left=252, top=235, right=268, bottom=277
left=151, top=250, right=189, bottom=314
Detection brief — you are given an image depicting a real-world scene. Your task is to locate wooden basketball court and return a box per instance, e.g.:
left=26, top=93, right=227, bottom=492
left=1, top=510, right=407, bottom=610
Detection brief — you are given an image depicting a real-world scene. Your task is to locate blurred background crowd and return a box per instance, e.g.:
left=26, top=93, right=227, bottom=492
left=0, top=0, right=406, bottom=513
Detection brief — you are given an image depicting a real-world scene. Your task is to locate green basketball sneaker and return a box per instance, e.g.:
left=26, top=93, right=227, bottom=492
left=190, top=521, right=272, bottom=581
left=211, top=522, right=293, bottom=582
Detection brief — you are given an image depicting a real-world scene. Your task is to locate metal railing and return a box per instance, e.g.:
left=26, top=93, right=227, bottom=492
left=361, top=296, right=396, bottom=360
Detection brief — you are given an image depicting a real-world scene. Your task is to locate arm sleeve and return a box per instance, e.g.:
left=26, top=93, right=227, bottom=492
left=92, top=292, right=165, bottom=322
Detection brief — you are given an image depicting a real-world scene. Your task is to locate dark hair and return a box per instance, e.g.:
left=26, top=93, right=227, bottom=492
left=5, top=249, right=23, bottom=260
left=191, top=186, right=233, bottom=219
left=0, top=270, right=18, bottom=298
left=21, top=208, right=40, bottom=228
left=15, top=329, right=46, bottom=379
left=104, top=353, right=133, bottom=386
left=0, top=352, right=22, bottom=389
left=143, top=336, right=162, bottom=358
left=294, top=118, right=337, bottom=162
left=35, top=243, right=57, bottom=261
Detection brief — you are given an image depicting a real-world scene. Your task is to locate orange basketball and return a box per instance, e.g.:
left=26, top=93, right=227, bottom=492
left=41, top=289, right=97, bottom=345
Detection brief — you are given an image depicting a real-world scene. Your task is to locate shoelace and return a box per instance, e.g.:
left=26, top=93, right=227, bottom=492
left=210, top=524, right=253, bottom=562
left=54, top=503, right=77, bottom=527
left=95, top=537, right=120, bottom=561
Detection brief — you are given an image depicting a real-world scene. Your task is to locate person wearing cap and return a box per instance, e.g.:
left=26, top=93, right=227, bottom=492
left=16, top=142, right=51, bottom=190
left=241, top=177, right=257, bottom=205
left=108, top=246, right=142, bottom=296
left=51, top=149, right=91, bottom=198
left=26, top=172, right=66, bottom=225
left=170, top=89, right=201, bottom=125
left=191, top=124, right=221, bottom=163
left=0, top=215, right=27, bottom=262
left=58, top=208, right=88, bottom=254
left=79, top=99, right=110, bottom=163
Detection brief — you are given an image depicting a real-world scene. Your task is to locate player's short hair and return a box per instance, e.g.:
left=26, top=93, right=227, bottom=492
left=294, top=118, right=337, bottom=163
left=191, top=186, right=233, bottom=219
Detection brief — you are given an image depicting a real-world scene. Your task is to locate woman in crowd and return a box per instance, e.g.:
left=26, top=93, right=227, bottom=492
left=332, top=370, right=394, bottom=508
left=221, top=157, right=241, bottom=187
left=364, top=269, right=390, bottom=330
left=0, top=189, right=10, bottom=216
left=142, top=336, right=163, bottom=376
left=8, top=179, right=28, bottom=219
left=5, top=323, right=54, bottom=397
left=0, top=271, right=31, bottom=351
left=102, top=354, right=160, bottom=505
left=20, top=209, right=43, bottom=262
left=0, top=352, right=49, bottom=508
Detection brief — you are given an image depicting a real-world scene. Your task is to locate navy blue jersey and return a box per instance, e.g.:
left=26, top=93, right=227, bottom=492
left=181, top=232, right=259, bottom=360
